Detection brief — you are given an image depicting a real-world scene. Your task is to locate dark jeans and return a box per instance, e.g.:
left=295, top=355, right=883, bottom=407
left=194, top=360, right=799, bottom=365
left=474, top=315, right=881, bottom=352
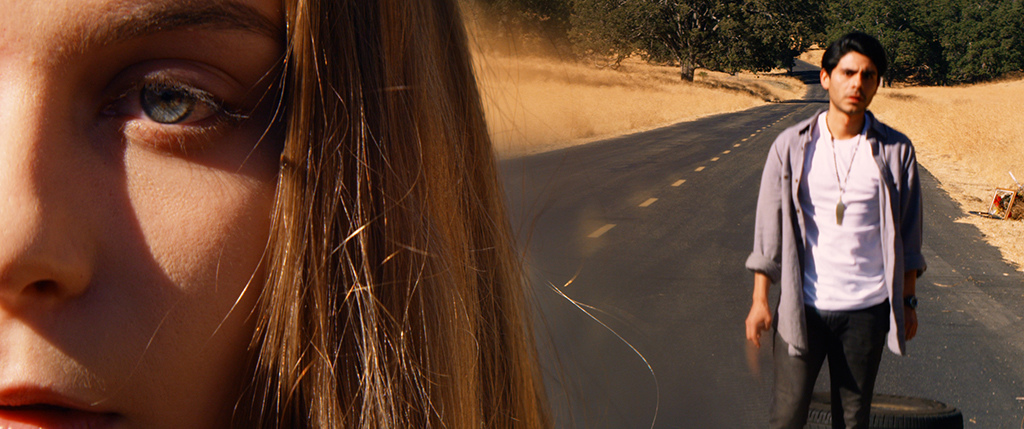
left=770, top=301, right=890, bottom=429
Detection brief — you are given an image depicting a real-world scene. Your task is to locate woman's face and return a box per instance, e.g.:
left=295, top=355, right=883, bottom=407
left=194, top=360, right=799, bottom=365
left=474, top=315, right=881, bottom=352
left=0, top=0, right=283, bottom=427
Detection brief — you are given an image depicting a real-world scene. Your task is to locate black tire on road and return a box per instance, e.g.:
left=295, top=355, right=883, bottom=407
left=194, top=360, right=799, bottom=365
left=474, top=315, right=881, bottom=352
left=804, top=392, right=963, bottom=429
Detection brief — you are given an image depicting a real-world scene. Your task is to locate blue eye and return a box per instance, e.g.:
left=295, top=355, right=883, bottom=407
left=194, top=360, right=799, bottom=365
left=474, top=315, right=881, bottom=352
left=140, top=84, right=198, bottom=124
left=101, top=74, right=247, bottom=131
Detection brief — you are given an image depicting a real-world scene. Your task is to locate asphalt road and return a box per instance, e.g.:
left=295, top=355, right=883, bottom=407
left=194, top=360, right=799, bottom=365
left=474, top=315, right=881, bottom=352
left=500, top=61, right=1024, bottom=428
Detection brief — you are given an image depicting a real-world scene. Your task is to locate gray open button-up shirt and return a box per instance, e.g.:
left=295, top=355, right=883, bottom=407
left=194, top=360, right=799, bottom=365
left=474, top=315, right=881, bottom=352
left=746, top=111, right=926, bottom=356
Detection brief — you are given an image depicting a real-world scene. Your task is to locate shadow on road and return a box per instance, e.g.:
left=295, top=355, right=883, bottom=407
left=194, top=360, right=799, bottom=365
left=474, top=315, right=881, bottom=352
left=791, top=65, right=821, bottom=85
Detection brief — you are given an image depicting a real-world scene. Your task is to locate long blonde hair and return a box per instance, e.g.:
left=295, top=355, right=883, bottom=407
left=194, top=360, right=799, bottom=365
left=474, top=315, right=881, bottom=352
left=239, top=0, right=548, bottom=427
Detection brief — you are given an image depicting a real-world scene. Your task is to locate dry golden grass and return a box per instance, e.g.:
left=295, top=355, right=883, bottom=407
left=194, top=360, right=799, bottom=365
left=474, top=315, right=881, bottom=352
left=798, top=48, right=824, bottom=68
left=461, top=4, right=804, bottom=157
left=871, top=80, right=1024, bottom=270
left=472, top=52, right=804, bottom=157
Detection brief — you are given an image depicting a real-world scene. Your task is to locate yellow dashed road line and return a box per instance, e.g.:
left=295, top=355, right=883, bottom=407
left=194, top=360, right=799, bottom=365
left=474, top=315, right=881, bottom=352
left=584, top=113, right=803, bottom=241
left=588, top=224, right=616, bottom=238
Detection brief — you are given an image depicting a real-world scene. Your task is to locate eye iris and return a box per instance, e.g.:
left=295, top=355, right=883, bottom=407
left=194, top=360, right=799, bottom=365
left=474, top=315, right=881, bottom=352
left=140, top=85, right=196, bottom=124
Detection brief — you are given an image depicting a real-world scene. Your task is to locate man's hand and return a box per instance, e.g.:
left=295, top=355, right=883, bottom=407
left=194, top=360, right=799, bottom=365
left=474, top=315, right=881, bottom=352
left=746, top=302, right=773, bottom=348
left=747, top=272, right=773, bottom=348
left=904, top=270, right=918, bottom=341
left=905, top=307, right=917, bottom=340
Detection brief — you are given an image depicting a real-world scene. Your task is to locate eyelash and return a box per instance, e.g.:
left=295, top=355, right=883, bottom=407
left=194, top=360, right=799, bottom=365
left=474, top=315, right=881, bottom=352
left=101, top=76, right=249, bottom=152
left=105, top=79, right=244, bottom=124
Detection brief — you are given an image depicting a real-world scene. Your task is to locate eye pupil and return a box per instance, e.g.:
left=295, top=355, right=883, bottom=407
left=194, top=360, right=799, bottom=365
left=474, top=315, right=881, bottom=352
left=141, top=85, right=196, bottom=124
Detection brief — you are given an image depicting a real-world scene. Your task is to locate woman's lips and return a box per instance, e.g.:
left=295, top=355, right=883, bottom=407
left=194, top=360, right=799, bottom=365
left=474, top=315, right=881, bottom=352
left=0, top=389, right=119, bottom=429
left=0, top=405, right=118, bottom=429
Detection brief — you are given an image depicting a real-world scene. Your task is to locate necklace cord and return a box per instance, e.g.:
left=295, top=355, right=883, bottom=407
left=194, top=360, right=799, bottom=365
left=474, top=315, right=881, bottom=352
left=829, top=133, right=863, bottom=199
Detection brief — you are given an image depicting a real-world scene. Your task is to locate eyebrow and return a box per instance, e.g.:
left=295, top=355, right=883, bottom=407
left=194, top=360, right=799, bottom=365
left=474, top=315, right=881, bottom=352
left=842, top=67, right=876, bottom=74
left=85, top=1, right=282, bottom=49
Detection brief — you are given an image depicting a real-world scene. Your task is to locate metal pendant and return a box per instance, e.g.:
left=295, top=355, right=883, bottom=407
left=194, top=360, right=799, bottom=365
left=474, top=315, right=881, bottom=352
left=836, top=201, right=846, bottom=225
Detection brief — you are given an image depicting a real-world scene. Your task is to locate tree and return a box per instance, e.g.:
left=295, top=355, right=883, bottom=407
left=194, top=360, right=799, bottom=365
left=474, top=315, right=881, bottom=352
left=937, top=0, right=1024, bottom=82
left=568, top=0, right=649, bottom=67
left=823, top=0, right=1024, bottom=84
left=475, top=0, right=574, bottom=55
left=492, top=0, right=1024, bottom=84
left=476, top=0, right=572, bottom=29
left=570, top=0, right=822, bottom=80
left=825, top=0, right=937, bottom=83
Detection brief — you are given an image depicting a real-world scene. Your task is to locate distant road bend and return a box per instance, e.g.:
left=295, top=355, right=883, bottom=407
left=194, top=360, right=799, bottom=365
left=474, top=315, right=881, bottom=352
left=500, top=60, right=1024, bottom=428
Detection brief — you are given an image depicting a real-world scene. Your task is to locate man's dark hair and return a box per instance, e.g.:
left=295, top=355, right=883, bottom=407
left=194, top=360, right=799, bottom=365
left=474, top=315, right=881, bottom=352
left=822, top=32, right=888, bottom=78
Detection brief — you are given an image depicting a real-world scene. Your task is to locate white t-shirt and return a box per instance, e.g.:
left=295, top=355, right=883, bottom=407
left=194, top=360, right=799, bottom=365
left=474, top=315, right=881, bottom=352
left=799, top=112, right=887, bottom=311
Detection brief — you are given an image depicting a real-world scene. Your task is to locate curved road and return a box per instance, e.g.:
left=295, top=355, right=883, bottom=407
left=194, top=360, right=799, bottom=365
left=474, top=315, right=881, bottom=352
left=500, top=61, right=1024, bottom=428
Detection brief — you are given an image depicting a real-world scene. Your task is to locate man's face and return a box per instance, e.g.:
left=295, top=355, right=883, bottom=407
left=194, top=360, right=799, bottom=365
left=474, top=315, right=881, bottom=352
left=820, top=51, right=880, bottom=116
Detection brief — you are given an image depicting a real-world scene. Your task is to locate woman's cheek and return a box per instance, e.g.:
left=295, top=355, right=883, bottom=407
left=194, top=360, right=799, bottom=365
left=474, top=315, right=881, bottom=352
left=125, top=148, right=273, bottom=298
left=118, top=144, right=274, bottom=425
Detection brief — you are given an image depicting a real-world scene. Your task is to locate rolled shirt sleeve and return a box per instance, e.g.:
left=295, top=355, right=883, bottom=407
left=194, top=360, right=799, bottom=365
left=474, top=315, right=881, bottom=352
left=746, top=137, right=786, bottom=283
left=899, top=140, right=927, bottom=277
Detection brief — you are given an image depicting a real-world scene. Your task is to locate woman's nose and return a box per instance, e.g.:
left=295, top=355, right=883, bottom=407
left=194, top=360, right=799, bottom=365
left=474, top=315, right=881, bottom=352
left=0, top=81, right=95, bottom=309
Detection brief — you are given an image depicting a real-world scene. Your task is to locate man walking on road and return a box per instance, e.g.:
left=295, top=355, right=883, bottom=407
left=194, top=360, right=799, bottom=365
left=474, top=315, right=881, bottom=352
left=744, top=32, right=926, bottom=429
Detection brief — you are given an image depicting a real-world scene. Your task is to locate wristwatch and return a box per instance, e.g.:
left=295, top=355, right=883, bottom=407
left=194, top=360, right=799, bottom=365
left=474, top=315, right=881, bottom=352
left=903, top=295, right=918, bottom=309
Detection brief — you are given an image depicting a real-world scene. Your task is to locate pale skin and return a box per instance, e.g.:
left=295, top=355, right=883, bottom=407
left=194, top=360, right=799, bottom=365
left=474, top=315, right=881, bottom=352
left=745, top=51, right=919, bottom=349
left=0, top=0, right=283, bottom=427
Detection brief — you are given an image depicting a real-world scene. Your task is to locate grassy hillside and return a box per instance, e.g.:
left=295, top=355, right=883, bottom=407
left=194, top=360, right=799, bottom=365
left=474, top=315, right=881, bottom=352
left=872, top=81, right=1024, bottom=270
left=471, top=44, right=803, bottom=157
